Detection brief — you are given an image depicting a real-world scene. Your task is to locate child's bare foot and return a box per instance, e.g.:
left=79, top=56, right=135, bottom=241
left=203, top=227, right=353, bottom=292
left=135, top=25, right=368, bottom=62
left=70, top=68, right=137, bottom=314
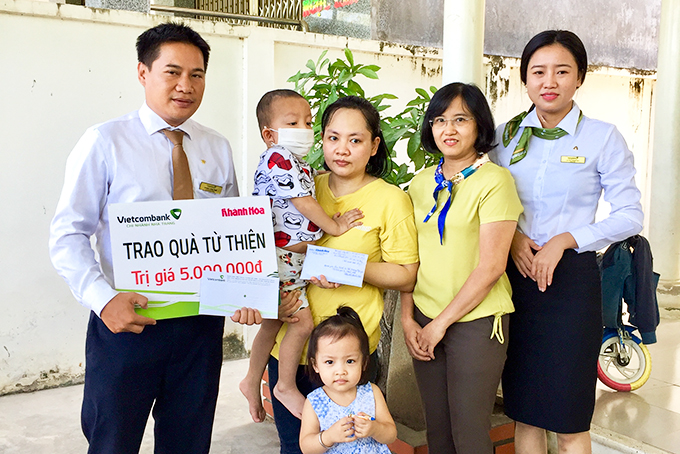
left=239, top=377, right=266, bottom=423
left=274, top=383, right=305, bottom=420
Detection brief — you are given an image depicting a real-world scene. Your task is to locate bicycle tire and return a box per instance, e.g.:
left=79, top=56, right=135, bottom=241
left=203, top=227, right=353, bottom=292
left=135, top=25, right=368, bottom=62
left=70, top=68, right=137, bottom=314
left=597, top=328, right=652, bottom=391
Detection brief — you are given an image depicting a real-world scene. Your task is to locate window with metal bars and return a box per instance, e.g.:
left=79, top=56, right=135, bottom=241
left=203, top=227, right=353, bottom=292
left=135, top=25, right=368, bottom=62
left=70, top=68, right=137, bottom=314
left=194, top=0, right=302, bottom=27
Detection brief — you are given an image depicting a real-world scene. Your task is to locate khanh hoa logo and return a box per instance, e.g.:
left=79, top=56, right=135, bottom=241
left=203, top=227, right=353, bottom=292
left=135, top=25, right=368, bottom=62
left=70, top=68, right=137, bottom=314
left=221, top=206, right=266, bottom=217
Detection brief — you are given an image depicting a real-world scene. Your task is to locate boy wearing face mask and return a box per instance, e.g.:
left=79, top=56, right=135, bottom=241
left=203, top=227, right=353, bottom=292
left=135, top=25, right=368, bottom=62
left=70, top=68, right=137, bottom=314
left=240, top=89, right=364, bottom=422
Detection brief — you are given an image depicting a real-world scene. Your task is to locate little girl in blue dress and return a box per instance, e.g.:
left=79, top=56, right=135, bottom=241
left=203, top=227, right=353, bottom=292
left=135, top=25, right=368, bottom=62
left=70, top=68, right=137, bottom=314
left=299, top=306, right=397, bottom=454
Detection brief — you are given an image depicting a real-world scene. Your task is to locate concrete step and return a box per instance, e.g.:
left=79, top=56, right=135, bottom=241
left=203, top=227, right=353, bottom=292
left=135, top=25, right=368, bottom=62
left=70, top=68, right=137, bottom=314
left=590, top=425, right=674, bottom=454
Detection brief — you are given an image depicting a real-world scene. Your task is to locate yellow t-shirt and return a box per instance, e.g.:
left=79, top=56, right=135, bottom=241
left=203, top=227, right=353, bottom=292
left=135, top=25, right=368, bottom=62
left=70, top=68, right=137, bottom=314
left=271, top=174, right=419, bottom=362
left=409, top=162, right=522, bottom=322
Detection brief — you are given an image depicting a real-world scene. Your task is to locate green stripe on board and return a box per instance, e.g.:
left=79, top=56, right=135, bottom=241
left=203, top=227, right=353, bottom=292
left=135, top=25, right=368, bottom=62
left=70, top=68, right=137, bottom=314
left=117, top=288, right=197, bottom=296
left=135, top=302, right=200, bottom=320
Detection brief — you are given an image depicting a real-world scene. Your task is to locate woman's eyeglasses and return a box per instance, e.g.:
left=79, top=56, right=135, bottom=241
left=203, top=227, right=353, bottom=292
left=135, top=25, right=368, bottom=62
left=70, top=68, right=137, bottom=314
left=429, top=116, right=474, bottom=129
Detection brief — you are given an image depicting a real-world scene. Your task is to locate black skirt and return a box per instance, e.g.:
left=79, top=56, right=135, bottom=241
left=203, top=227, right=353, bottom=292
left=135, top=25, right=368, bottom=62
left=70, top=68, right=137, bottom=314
left=502, top=250, right=602, bottom=433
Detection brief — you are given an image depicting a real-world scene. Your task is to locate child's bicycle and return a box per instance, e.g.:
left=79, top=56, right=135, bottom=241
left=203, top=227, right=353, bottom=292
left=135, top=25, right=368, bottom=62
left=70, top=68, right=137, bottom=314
left=597, top=237, right=658, bottom=392
left=597, top=325, right=652, bottom=391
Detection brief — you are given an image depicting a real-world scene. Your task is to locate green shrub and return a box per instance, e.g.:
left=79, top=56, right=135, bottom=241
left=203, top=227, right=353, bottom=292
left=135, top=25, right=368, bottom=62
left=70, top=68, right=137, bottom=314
left=287, top=48, right=441, bottom=188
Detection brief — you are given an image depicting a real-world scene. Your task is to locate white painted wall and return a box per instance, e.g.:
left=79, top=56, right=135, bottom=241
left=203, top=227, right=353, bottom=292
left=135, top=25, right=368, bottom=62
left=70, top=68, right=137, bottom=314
left=0, top=0, right=655, bottom=394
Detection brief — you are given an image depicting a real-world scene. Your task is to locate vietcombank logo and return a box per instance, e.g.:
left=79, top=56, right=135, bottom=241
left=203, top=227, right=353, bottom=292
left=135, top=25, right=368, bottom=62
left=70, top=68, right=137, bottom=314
left=117, top=208, right=181, bottom=225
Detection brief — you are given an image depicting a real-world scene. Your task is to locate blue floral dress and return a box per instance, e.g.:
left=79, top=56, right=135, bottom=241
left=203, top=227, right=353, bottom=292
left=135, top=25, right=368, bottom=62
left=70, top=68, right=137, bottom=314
left=307, top=383, right=390, bottom=454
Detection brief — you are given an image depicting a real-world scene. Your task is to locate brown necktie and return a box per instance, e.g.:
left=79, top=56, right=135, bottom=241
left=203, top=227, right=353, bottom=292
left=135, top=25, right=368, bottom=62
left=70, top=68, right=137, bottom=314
left=162, top=129, right=193, bottom=200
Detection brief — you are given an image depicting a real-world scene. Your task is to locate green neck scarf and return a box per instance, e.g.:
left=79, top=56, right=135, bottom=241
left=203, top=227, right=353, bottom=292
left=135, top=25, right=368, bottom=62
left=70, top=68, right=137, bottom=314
left=502, top=109, right=583, bottom=165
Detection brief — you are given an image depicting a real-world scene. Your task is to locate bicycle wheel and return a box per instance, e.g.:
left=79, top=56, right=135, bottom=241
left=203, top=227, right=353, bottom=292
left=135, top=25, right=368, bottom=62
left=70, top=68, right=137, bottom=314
left=597, top=328, right=652, bottom=391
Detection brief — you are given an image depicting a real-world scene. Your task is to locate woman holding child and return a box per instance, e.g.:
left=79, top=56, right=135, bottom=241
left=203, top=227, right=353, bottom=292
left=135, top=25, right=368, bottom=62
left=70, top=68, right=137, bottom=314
left=268, top=96, right=419, bottom=454
left=401, top=82, right=522, bottom=454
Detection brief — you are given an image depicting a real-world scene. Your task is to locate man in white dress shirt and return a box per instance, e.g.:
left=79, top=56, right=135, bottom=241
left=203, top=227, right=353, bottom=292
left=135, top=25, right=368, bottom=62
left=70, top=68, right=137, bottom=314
left=49, top=23, right=261, bottom=453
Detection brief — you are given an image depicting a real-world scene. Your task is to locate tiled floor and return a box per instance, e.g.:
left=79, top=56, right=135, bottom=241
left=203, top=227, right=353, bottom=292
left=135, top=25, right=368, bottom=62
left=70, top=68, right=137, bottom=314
left=592, top=308, right=680, bottom=453
left=1, top=305, right=679, bottom=453
left=0, top=358, right=281, bottom=454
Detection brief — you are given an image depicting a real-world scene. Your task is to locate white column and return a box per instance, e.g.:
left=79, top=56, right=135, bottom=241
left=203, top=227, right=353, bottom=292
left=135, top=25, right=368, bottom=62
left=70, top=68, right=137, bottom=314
left=442, top=0, right=485, bottom=87
left=648, top=0, right=680, bottom=288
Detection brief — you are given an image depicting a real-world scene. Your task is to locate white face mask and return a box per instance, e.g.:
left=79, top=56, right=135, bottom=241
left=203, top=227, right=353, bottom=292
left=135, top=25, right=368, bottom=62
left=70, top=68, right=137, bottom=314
left=270, top=128, right=315, bottom=158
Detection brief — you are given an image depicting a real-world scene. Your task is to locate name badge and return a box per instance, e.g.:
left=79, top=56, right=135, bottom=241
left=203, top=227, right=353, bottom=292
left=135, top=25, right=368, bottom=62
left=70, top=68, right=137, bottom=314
left=199, top=182, right=223, bottom=194
left=561, top=156, right=586, bottom=164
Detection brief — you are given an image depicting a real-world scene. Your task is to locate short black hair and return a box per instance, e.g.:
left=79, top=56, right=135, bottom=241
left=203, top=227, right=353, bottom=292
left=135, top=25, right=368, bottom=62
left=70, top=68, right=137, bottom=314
left=136, top=22, right=210, bottom=71
left=420, top=82, right=496, bottom=155
left=306, top=306, right=371, bottom=387
left=256, top=89, right=307, bottom=131
left=520, top=30, right=588, bottom=85
left=321, top=96, right=390, bottom=178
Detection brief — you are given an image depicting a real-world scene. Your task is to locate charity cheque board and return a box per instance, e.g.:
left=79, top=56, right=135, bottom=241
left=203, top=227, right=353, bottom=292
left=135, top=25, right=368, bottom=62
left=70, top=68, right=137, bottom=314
left=108, top=196, right=278, bottom=320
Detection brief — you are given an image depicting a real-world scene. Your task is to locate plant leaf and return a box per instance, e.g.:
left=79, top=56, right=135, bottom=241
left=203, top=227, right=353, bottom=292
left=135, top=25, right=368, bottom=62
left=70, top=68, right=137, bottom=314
left=327, top=90, right=339, bottom=106
left=370, top=93, right=398, bottom=103
left=406, top=98, right=427, bottom=107
left=286, top=71, right=302, bottom=83
left=330, top=59, right=348, bottom=72
left=407, top=134, right=424, bottom=169
left=316, top=50, right=329, bottom=66
left=356, top=67, right=379, bottom=79
left=305, top=144, right=325, bottom=170
left=386, top=118, right=412, bottom=128
left=415, top=88, right=429, bottom=99
left=338, top=69, right=352, bottom=85
left=347, top=79, right=365, bottom=97
left=344, top=47, right=354, bottom=66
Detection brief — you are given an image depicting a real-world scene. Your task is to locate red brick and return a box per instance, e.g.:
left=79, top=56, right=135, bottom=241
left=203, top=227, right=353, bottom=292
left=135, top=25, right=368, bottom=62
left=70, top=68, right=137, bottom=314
left=387, top=438, right=428, bottom=454
left=490, top=421, right=515, bottom=442
left=262, top=382, right=271, bottom=400
left=494, top=441, right=515, bottom=454
left=386, top=438, right=413, bottom=454
left=263, top=398, right=274, bottom=418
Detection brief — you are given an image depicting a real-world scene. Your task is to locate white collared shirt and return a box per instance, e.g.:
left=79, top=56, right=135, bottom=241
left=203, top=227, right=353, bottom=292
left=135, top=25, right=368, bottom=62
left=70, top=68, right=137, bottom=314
left=49, top=103, right=239, bottom=315
left=490, top=102, right=643, bottom=252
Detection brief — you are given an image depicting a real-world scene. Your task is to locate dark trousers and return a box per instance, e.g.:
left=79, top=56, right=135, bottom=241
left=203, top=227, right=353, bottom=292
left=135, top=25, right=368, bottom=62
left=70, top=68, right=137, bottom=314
left=267, top=352, right=378, bottom=454
left=82, top=312, right=225, bottom=454
left=412, top=309, right=509, bottom=454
